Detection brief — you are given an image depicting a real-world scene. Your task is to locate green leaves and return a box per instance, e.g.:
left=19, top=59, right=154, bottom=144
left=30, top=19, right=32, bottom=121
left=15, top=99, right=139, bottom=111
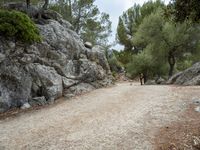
left=50, top=0, right=111, bottom=47
left=117, top=0, right=164, bottom=52
left=166, top=0, right=200, bottom=23
left=127, top=51, right=153, bottom=78
left=81, top=12, right=111, bottom=46
left=117, top=17, right=132, bottom=50
left=108, top=53, right=123, bottom=73
left=116, top=0, right=200, bottom=78
left=132, top=9, right=200, bottom=77
left=117, top=4, right=141, bottom=51
left=0, top=9, right=41, bottom=43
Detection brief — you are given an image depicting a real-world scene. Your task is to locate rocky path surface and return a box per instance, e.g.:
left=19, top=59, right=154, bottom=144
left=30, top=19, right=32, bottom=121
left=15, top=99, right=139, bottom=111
left=0, top=82, right=199, bottom=150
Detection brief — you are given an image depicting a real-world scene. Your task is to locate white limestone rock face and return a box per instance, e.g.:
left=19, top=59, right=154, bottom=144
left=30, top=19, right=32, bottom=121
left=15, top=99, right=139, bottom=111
left=0, top=11, right=113, bottom=112
left=168, top=62, right=200, bottom=85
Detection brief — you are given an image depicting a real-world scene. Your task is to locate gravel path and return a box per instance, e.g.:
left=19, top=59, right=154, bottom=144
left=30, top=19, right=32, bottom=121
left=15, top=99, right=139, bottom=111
left=0, top=82, right=199, bottom=150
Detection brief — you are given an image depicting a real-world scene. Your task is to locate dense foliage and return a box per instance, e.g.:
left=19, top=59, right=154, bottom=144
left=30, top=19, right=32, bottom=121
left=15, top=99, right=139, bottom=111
left=0, top=0, right=111, bottom=47
left=116, top=0, right=200, bottom=80
left=134, top=9, right=199, bottom=77
left=0, top=9, right=41, bottom=43
left=0, top=0, right=45, bottom=7
left=107, top=53, right=123, bottom=73
left=166, top=0, right=200, bottom=23
left=117, top=0, right=164, bottom=52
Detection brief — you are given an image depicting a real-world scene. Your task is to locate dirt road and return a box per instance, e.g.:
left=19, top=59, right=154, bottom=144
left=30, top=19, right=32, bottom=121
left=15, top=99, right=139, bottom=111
left=0, top=83, right=199, bottom=150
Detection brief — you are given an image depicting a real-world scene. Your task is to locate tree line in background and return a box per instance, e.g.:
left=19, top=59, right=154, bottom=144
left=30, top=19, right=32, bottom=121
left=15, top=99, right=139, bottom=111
left=0, top=0, right=199, bottom=81
left=50, top=0, right=111, bottom=47
left=0, top=0, right=112, bottom=48
left=113, top=0, right=200, bottom=81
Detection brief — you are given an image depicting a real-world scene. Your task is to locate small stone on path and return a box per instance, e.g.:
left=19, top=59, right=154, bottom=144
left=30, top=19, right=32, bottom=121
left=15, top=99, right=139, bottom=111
left=195, top=106, right=200, bottom=112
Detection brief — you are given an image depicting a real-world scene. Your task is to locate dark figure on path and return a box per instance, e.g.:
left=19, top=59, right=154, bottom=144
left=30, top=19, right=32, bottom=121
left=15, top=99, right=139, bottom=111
left=139, top=73, right=144, bottom=85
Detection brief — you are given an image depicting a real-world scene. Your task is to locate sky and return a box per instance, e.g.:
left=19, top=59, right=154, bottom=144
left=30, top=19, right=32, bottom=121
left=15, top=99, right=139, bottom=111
left=94, top=0, right=170, bottom=50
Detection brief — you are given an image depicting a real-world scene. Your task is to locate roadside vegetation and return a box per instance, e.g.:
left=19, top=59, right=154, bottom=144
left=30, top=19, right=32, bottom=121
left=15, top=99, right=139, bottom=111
left=0, top=0, right=199, bottom=81
left=0, top=9, right=41, bottom=43
left=116, top=0, right=200, bottom=80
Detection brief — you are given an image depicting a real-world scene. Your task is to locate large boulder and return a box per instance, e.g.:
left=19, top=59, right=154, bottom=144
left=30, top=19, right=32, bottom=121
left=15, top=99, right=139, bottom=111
left=30, top=96, right=47, bottom=106
left=156, top=77, right=166, bottom=85
left=167, top=62, right=200, bottom=85
left=27, top=64, right=63, bottom=102
left=0, top=11, right=113, bottom=113
left=145, top=77, right=166, bottom=85
left=145, top=80, right=157, bottom=85
left=84, top=42, right=93, bottom=49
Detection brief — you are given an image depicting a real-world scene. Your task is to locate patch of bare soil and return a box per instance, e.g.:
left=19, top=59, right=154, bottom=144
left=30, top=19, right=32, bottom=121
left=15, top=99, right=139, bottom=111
left=0, top=83, right=200, bottom=150
left=154, top=103, right=200, bottom=150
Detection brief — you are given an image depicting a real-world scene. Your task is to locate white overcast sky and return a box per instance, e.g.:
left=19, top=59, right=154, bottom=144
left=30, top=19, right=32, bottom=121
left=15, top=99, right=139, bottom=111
left=94, top=0, right=170, bottom=50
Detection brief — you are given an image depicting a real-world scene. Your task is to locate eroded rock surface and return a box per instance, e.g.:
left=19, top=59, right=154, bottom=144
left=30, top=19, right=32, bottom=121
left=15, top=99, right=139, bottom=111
left=167, top=62, right=200, bottom=85
left=0, top=11, right=112, bottom=112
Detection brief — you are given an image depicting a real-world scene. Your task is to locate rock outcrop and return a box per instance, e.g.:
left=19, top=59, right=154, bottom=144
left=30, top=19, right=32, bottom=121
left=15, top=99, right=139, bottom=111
left=145, top=80, right=157, bottom=85
left=0, top=10, right=112, bottom=113
left=167, top=62, right=200, bottom=85
left=145, top=77, right=166, bottom=85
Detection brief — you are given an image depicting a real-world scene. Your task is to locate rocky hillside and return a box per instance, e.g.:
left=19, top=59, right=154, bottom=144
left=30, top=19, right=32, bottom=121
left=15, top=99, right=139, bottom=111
left=167, top=62, right=200, bottom=85
left=0, top=9, right=113, bottom=113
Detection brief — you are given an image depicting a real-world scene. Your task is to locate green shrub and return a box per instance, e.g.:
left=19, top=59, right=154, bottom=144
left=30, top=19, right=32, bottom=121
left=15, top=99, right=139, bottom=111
left=126, top=51, right=153, bottom=78
left=0, top=9, right=41, bottom=43
left=108, top=55, right=123, bottom=73
left=113, top=50, right=133, bottom=65
left=112, top=71, right=117, bottom=78
left=177, top=60, right=193, bottom=71
left=126, top=51, right=168, bottom=79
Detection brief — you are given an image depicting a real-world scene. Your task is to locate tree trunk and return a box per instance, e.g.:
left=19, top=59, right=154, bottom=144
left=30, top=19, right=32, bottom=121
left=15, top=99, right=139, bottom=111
left=26, top=0, right=30, bottom=8
left=168, top=63, right=175, bottom=78
left=42, top=0, right=49, bottom=10
left=168, top=52, right=176, bottom=78
left=74, top=6, right=82, bottom=34
left=68, top=0, right=72, bottom=22
left=143, top=73, right=147, bottom=84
